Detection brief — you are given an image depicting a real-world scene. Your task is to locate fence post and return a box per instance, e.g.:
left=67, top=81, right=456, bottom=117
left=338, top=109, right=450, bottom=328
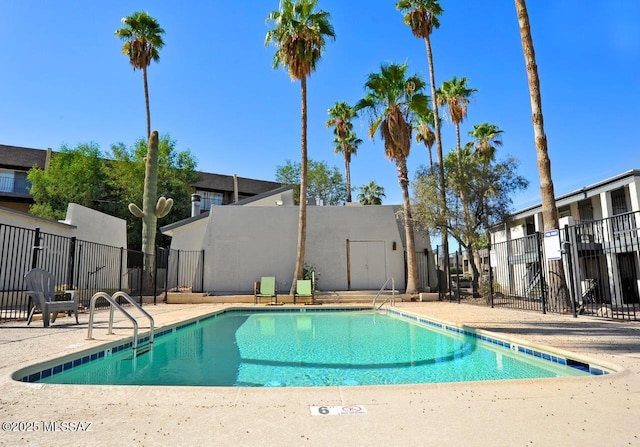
left=456, top=248, right=461, bottom=304
left=563, top=225, right=578, bottom=318
left=119, top=247, right=123, bottom=292
left=31, top=227, right=41, bottom=269
left=66, top=237, right=76, bottom=289
left=164, top=249, right=169, bottom=302
left=176, top=249, right=180, bottom=292
left=200, top=249, right=205, bottom=293
left=487, top=240, right=494, bottom=308
left=437, top=245, right=443, bottom=300
left=536, top=232, right=547, bottom=315
left=138, top=260, right=143, bottom=306
left=153, top=246, right=158, bottom=306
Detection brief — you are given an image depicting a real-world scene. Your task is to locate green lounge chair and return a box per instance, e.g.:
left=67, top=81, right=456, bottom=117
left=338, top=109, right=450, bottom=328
left=254, top=276, right=278, bottom=304
left=294, top=279, right=315, bottom=304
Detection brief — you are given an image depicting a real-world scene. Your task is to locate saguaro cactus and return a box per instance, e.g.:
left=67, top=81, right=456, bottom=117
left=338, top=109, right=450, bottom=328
left=128, top=130, right=173, bottom=285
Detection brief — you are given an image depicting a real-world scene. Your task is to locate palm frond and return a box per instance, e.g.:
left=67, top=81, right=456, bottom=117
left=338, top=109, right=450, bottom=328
left=265, top=0, right=335, bottom=81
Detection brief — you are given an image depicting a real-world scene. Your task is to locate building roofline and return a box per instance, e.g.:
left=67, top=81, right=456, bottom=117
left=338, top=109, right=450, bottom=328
left=160, top=210, right=209, bottom=233
left=511, top=169, right=640, bottom=219
left=0, top=205, right=76, bottom=228
left=160, top=186, right=293, bottom=233
left=231, top=185, right=294, bottom=206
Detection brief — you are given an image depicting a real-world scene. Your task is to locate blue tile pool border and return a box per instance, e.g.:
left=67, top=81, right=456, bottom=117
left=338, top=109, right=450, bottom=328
left=14, top=306, right=611, bottom=383
left=386, top=307, right=610, bottom=376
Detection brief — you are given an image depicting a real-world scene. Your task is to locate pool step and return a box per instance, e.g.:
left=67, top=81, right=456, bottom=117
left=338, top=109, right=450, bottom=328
left=134, top=343, right=151, bottom=357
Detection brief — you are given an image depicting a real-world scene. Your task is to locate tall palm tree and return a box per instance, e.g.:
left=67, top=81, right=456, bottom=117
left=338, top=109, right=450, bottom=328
left=438, top=76, right=476, bottom=297
left=396, top=0, right=449, bottom=293
left=470, top=122, right=503, bottom=162
left=514, top=0, right=570, bottom=311
left=355, top=63, right=429, bottom=295
left=326, top=101, right=358, bottom=202
left=414, top=109, right=436, bottom=170
left=437, top=76, right=476, bottom=168
left=469, top=122, right=503, bottom=229
left=266, top=0, right=335, bottom=294
left=357, top=181, right=385, bottom=205
left=331, top=130, right=361, bottom=203
left=115, top=11, right=165, bottom=138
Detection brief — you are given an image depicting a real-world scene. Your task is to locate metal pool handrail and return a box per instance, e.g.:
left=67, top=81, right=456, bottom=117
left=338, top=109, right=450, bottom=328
left=111, top=291, right=155, bottom=345
left=372, top=277, right=395, bottom=310
left=86, top=291, right=154, bottom=351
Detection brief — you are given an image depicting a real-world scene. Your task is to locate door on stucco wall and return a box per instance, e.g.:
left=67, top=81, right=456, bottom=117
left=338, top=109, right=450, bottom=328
left=348, top=240, right=387, bottom=290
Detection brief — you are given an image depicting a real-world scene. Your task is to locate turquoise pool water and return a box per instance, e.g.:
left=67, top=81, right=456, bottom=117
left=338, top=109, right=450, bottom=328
left=34, top=310, right=592, bottom=387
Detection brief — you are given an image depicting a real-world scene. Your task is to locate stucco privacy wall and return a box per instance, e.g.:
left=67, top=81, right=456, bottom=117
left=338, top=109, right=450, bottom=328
left=0, top=206, right=75, bottom=236
left=60, top=203, right=127, bottom=248
left=164, top=216, right=208, bottom=251
left=0, top=203, right=127, bottom=290
left=0, top=203, right=126, bottom=247
left=200, top=205, right=431, bottom=294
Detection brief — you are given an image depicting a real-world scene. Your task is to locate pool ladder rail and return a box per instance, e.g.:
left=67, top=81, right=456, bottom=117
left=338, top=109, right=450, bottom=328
left=372, top=277, right=396, bottom=311
left=87, top=291, right=155, bottom=355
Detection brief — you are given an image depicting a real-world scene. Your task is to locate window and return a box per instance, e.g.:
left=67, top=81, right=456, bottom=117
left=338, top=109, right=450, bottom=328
left=558, top=205, right=571, bottom=218
left=198, top=191, right=224, bottom=211
left=577, top=199, right=593, bottom=222
left=611, top=188, right=627, bottom=216
left=0, top=169, right=31, bottom=194
left=13, top=171, right=30, bottom=194
left=0, top=169, right=13, bottom=193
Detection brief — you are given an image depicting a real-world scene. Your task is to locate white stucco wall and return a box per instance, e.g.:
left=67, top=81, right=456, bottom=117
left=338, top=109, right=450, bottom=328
left=62, top=203, right=127, bottom=248
left=162, top=217, right=208, bottom=251
left=192, top=205, right=431, bottom=294
left=0, top=206, right=75, bottom=236
left=510, top=224, right=525, bottom=240
left=0, top=204, right=128, bottom=291
left=0, top=203, right=127, bottom=247
left=491, top=227, right=508, bottom=245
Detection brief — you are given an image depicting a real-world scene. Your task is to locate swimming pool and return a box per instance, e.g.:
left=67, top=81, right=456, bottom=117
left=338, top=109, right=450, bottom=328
left=16, top=308, right=610, bottom=387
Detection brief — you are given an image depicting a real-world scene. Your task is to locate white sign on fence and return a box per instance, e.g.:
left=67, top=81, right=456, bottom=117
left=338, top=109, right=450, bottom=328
left=544, top=229, right=562, bottom=261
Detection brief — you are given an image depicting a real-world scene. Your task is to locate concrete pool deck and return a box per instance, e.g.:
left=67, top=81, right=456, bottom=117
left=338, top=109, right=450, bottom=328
left=0, top=301, right=639, bottom=446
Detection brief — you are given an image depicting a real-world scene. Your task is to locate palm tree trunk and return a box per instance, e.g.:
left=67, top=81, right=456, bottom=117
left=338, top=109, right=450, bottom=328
left=424, top=36, right=449, bottom=295
left=466, top=245, right=480, bottom=296
left=515, top=0, right=570, bottom=311
left=454, top=123, right=462, bottom=173
left=143, top=67, right=151, bottom=138
left=291, top=76, right=308, bottom=295
left=345, top=159, right=352, bottom=203
left=455, top=121, right=473, bottom=262
left=343, top=144, right=352, bottom=203
left=397, top=157, right=419, bottom=295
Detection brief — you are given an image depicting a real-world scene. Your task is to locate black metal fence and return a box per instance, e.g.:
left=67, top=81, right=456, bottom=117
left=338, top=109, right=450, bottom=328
left=0, top=223, right=204, bottom=323
left=415, top=249, right=434, bottom=292
left=565, top=211, right=639, bottom=320
left=485, top=212, right=639, bottom=321
left=489, top=233, right=547, bottom=312
left=432, top=211, right=639, bottom=321
left=165, top=248, right=204, bottom=293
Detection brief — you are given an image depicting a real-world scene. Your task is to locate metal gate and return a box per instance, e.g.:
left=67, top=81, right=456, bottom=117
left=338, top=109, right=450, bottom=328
left=489, top=233, right=546, bottom=312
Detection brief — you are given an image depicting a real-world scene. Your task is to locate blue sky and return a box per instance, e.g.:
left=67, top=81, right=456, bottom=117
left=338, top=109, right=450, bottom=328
left=1, top=1, right=639, bottom=210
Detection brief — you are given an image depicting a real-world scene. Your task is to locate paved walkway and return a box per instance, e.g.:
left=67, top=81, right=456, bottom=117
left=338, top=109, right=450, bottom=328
left=0, top=301, right=639, bottom=446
